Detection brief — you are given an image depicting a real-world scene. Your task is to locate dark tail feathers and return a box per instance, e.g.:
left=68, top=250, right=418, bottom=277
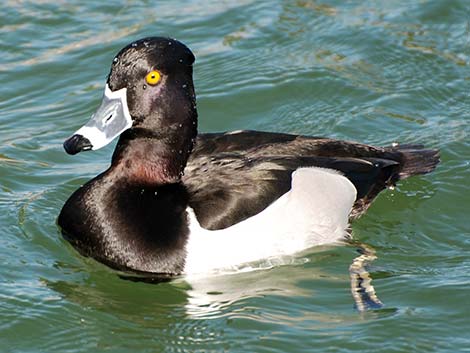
left=388, top=144, right=440, bottom=179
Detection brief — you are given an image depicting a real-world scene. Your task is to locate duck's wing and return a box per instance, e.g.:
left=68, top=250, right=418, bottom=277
left=184, top=130, right=439, bottom=230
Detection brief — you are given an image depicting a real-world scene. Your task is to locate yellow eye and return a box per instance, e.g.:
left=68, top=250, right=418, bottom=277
left=145, top=70, right=161, bottom=85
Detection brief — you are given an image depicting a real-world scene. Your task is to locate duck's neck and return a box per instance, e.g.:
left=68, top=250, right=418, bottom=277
left=111, top=125, right=196, bottom=185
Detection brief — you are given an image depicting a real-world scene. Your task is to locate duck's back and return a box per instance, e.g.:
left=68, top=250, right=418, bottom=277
left=184, top=130, right=439, bottom=230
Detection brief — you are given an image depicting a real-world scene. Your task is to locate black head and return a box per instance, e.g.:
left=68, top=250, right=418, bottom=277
left=108, top=37, right=196, bottom=130
left=64, top=37, right=197, bottom=153
left=63, top=37, right=198, bottom=182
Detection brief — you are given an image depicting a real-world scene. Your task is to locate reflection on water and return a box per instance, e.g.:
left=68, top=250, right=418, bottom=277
left=348, top=243, right=383, bottom=311
left=183, top=265, right=313, bottom=319
left=184, top=242, right=386, bottom=318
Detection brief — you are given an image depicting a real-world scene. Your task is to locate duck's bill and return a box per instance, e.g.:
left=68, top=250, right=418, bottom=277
left=63, top=85, right=132, bottom=155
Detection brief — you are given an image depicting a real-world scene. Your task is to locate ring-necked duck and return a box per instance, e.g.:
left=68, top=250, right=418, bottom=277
left=58, top=37, right=439, bottom=277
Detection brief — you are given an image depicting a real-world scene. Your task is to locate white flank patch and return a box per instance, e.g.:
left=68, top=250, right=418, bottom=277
left=184, top=167, right=357, bottom=276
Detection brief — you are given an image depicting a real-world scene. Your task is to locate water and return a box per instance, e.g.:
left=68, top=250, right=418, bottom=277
left=1, top=1, right=469, bottom=352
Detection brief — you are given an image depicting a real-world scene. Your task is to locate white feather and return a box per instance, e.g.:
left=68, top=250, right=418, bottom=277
left=184, top=167, right=357, bottom=276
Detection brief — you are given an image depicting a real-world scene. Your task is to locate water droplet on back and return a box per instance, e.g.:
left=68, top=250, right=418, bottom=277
left=182, top=84, right=187, bottom=88
left=131, top=42, right=137, bottom=47
left=113, top=57, right=119, bottom=63
left=143, top=85, right=147, bottom=90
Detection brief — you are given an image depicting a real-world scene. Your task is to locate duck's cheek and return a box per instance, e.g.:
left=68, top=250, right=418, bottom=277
left=135, top=83, right=166, bottom=117
left=63, top=85, right=133, bottom=154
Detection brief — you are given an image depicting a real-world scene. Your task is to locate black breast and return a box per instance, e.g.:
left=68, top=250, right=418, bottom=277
left=58, top=174, right=190, bottom=275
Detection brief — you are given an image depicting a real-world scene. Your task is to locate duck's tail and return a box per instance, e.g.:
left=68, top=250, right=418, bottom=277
left=390, top=144, right=440, bottom=179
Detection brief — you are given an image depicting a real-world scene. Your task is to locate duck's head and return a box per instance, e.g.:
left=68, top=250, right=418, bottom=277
left=63, top=37, right=197, bottom=156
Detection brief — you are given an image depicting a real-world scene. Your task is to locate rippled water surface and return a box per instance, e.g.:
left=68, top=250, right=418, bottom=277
left=1, top=1, right=469, bottom=352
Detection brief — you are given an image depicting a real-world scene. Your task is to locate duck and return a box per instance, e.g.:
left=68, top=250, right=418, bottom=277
left=58, top=37, right=439, bottom=278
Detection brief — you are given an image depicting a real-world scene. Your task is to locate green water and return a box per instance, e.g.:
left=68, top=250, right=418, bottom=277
left=1, top=1, right=469, bottom=352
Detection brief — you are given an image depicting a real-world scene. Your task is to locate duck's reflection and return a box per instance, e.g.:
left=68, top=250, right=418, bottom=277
left=47, top=243, right=384, bottom=323
left=181, top=242, right=384, bottom=317
left=348, top=242, right=383, bottom=311
left=180, top=257, right=314, bottom=319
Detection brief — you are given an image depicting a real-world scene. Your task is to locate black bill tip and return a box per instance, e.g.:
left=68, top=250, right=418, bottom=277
left=63, top=134, right=93, bottom=155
